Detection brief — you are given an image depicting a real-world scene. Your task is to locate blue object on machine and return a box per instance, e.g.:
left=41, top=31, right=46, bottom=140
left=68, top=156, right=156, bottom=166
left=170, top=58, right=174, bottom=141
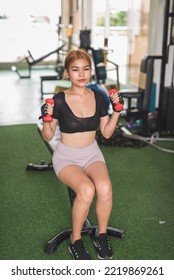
left=149, top=83, right=156, bottom=112
left=87, top=83, right=110, bottom=110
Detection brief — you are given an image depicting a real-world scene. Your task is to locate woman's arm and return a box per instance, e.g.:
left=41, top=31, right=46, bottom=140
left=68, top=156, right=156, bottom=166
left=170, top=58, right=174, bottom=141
left=41, top=102, right=58, bottom=142
left=99, top=89, right=122, bottom=139
left=41, top=119, right=58, bottom=142
left=99, top=112, right=120, bottom=139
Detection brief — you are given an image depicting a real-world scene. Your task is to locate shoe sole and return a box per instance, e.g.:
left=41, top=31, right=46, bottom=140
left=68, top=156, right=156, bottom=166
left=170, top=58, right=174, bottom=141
left=97, top=253, right=113, bottom=260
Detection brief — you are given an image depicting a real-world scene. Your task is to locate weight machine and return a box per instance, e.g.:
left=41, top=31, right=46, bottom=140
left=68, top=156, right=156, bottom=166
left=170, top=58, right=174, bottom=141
left=158, top=0, right=174, bottom=134
left=11, top=40, right=66, bottom=79
left=11, top=14, right=67, bottom=79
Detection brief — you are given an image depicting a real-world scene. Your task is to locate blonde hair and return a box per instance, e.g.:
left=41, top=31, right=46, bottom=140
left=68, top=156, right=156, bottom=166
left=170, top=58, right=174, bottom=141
left=63, top=48, right=92, bottom=79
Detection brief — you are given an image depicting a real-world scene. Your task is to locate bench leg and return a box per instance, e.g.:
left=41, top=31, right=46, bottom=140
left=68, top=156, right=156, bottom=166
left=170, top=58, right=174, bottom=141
left=44, top=222, right=124, bottom=255
left=26, top=160, right=53, bottom=171
left=45, top=186, right=124, bottom=255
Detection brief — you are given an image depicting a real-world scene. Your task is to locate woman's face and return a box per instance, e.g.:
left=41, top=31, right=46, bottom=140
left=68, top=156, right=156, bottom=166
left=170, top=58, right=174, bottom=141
left=67, top=58, right=92, bottom=87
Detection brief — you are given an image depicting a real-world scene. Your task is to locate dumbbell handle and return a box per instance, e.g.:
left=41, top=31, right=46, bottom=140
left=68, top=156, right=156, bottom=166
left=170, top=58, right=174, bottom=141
left=43, top=98, right=54, bottom=123
left=108, top=89, right=124, bottom=112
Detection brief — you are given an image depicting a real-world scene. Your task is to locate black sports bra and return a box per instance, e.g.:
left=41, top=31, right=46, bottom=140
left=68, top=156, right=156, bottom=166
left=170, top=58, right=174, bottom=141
left=52, top=90, right=108, bottom=133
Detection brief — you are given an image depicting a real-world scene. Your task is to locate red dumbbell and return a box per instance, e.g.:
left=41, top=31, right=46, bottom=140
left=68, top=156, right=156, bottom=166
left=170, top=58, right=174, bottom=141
left=43, top=98, right=54, bottom=122
left=108, top=89, right=124, bottom=112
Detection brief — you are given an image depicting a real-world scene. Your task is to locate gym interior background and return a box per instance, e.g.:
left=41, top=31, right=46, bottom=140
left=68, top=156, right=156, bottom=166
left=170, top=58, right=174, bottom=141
left=0, top=0, right=174, bottom=260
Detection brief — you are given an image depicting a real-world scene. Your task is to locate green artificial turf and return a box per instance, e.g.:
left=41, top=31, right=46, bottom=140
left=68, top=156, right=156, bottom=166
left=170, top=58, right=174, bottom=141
left=0, top=124, right=174, bottom=260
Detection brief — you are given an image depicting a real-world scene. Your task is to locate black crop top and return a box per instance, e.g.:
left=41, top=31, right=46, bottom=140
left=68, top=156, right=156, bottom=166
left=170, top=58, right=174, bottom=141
left=52, top=90, right=108, bottom=133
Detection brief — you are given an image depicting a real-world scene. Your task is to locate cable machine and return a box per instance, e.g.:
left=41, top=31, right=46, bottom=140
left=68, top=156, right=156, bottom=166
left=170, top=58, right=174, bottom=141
left=158, top=0, right=174, bottom=134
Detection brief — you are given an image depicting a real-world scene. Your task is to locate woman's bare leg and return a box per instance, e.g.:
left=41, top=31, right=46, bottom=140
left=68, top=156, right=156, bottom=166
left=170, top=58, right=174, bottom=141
left=58, top=165, right=95, bottom=243
left=85, top=161, right=113, bottom=235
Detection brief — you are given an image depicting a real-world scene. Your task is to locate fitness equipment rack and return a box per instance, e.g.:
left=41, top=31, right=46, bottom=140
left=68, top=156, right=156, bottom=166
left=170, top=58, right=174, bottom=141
left=158, top=0, right=174, bottom=134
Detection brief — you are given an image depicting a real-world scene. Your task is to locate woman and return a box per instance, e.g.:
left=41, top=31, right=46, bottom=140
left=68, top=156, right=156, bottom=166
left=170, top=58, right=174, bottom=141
left=41, top=48, right=123, bottom=260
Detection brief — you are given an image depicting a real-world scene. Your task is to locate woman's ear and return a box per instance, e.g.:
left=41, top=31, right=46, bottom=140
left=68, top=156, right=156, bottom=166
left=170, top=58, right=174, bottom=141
left=63, top=69, right=69, bottom=80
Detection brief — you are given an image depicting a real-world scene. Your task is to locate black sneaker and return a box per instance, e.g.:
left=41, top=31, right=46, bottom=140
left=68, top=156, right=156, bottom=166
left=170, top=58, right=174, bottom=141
left=93, top=233, right=113, bottom=259
left=69, top=239, right=91, bottom=260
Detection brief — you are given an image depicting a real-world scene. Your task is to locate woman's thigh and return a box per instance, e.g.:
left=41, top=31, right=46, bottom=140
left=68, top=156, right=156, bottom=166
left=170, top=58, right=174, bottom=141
left=58, top=165, right=95, bottom=196
left=85, top=161, right=112, bottom=196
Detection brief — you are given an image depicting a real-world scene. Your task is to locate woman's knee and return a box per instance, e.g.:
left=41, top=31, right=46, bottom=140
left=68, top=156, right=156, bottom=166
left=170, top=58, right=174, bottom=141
left=96, top=180, right=112, bottom=201
left=76, top=181, right=95, bottom=205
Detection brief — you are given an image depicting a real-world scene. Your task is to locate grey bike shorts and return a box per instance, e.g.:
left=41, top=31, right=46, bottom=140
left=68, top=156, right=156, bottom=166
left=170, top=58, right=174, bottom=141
left=52, top=140, right=105, bottom=176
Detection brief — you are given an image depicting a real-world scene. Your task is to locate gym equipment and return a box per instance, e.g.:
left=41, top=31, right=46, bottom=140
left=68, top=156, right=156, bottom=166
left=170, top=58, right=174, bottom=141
left=96, top=123, right=174, bottom=152
left=160, top=1, right=174, bottom=132
left=87, top=83, right=110, bottom=110
left=79, top=30, right=91, bottom=50
left=108, top=88, right=124, bottom=112
left=40, top=74, right=63, bottom=98
left=162, top=87, right=174, bottom=131
left=26, top=123, right=124, bottom=256
left=42, top=98, right=54, bottom=123
left=91, top=48, right=120, bottom=89
left=79, top=28, right=120, bottom=89
left=39, top=9, right=73, bottom=97
left=119, top=55, right=162, bottom=136
left=92, top=49, right=107, bottom=84
left=11, top=40, right=66, bottom=79
left=157, top=0, right=174, bottom=134
left=96, top=125, right=147, bottom=148
left=117, top=0, right=174, bottom=137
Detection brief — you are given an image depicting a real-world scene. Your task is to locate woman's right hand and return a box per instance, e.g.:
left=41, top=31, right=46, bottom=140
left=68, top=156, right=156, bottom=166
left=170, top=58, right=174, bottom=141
left=46, top=102, right=54, bottom=116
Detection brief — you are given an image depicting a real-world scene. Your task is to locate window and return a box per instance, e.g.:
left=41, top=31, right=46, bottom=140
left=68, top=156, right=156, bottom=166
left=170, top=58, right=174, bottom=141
left=127, top=0, right=150, bottom=85
left=0, top=0, right=61, bottom=63
left=92, top=0, right=129, bottom=84
left=92, top=0, right=150, bottom=86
